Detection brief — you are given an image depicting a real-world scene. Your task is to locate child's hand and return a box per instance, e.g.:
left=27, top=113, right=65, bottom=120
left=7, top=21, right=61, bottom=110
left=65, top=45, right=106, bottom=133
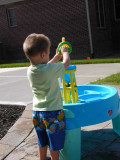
left=54, top=49, right=63, bottom=61
left=48, top=49, right=63, bottom=64
left=60, top=46, right=68, bottom=54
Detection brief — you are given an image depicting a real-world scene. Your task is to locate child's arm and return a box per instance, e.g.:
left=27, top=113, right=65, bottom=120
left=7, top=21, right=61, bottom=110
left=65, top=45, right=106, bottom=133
left=48, top=49, right=62, bottom=64
left=61, top=46, right=70, bottom=69
left=48, top=46, right=70, bottom=69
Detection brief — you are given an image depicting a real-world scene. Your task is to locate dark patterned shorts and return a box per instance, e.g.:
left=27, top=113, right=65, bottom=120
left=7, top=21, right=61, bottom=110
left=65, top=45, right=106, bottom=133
left=32, top=110, right=65, bottom=151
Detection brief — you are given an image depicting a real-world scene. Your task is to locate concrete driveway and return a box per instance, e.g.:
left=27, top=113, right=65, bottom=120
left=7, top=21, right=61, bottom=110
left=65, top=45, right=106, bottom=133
left=76, top=63, right=120, bottom=84
left=0, top=63, right=120, bottom=105
left=0, top=67, right=32, bottom=105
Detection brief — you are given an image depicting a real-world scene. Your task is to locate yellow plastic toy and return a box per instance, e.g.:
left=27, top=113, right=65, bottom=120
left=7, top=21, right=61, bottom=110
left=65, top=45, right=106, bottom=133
left=58, top=38, right=78, bottom=104
left=57, top=37, right=72, bottom=54
left=61, top=65, right=78, bottom=104
left=58, top=37, right=78, bottom=104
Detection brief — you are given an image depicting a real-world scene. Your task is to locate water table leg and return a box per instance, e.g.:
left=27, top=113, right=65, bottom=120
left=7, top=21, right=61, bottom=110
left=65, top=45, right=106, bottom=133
left=59, top=128, right=81, bottom=160
left=112, top=114, right=120, bottom=136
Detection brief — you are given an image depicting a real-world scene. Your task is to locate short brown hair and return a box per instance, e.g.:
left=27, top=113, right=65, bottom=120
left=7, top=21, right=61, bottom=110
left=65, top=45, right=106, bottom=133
left=23, top=33, right=51, bottom=57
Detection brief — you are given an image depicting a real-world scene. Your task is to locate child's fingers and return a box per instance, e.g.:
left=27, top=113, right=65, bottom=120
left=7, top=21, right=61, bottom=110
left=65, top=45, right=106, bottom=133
left=59, top=54, right=63, bottom=58
left=56, top=49, right=62, bottom=58
left=56, top=49, right=60, bottom=54
left=61, top=46, right=68, bottom=52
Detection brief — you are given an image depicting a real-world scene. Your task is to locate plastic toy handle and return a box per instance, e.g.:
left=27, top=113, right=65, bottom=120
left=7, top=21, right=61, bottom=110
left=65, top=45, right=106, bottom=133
left=57, top=37, right=72, bottom=54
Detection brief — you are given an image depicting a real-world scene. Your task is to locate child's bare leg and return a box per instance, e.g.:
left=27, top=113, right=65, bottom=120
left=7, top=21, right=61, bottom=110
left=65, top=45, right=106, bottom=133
left=50, top=150, right=59, bottom=160
left=38, top=145, right=47, bottom=160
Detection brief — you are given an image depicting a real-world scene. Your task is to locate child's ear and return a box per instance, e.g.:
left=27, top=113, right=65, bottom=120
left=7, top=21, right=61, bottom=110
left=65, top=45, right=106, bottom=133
left=41, top=52, right=45, bottom=59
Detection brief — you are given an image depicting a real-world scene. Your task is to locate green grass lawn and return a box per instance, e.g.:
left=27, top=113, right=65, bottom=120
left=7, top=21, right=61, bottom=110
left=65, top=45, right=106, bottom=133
left=0, top=58, right=120, bottom=68
left=90, top=72, right=120, bottom=85
left=70, top=58, right=120, bottom=64
left=0, top=62, right=30, bottom=68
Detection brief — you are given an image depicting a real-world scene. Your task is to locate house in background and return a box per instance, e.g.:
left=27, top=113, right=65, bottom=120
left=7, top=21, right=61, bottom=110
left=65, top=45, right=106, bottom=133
left=0, top=0, right=120, bottom=62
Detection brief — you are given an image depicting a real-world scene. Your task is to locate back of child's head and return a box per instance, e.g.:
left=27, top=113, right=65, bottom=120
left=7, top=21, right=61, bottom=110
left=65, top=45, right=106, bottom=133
left=23, top=33, right=51, bottom=58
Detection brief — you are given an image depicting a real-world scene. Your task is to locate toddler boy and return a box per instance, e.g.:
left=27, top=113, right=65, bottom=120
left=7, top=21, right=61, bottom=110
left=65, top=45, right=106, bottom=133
left=23, top=33, right=70, bottom=160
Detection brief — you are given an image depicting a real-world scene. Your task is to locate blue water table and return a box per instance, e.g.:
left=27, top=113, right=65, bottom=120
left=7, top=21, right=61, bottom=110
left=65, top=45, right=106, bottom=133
left=59, top=65, right=120, bottom=160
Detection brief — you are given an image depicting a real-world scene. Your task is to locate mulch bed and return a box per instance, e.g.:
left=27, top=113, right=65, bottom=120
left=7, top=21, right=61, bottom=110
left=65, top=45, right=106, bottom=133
left=0, top=105, right=25, bottom=140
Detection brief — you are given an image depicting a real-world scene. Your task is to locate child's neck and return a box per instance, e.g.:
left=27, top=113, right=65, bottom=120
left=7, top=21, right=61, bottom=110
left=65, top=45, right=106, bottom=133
left=30, top=57, right=42, bottom=65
